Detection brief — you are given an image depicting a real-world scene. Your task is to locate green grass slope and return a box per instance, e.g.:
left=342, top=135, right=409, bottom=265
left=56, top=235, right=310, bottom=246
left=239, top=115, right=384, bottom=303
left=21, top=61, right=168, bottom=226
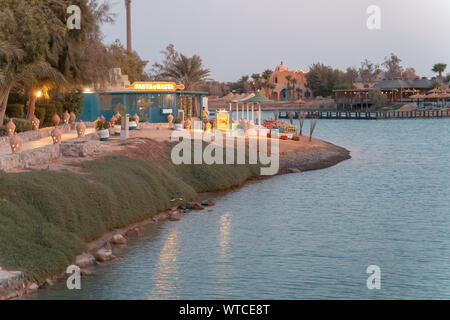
left=0, top=149, right=261, bottom=280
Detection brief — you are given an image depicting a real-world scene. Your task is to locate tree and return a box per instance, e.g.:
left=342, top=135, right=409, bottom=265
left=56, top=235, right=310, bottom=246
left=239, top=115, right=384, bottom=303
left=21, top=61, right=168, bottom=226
left=161, top=54, right=210, bottom=91
left=251, top=73, right=261, bottom=91
left=261, top=69, right=274, bottom=97
left=45, top=0, right=115, bottom=88
left=108, top=39, right=148, bottom=82
left=383, top=53, right=403, bottom=79
left=0, top=0, right=64, bottom=123
left=444, top=73, right=450, bottom=84
left=432, top=63, right=447, bottom=85
left=359, top=59, right=379, bottom=84
left=402, top=67, right=417, bottom=80
left=151, top=44, right=180, bottom=80
left=306, top=63, right=343, bottom=97
left=344, top=67, right=358, bottom=85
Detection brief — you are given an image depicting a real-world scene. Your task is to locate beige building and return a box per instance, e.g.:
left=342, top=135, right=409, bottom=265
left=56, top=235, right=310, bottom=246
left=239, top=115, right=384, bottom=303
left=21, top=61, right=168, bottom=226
left=269, top=62, right=311, bottom=101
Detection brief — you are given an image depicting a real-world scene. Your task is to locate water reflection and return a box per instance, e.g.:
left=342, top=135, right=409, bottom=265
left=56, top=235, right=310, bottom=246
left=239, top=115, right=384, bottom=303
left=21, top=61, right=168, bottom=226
left=219, top=213, right=232, bottom=262
left=147, top=228, right=180, bottom=299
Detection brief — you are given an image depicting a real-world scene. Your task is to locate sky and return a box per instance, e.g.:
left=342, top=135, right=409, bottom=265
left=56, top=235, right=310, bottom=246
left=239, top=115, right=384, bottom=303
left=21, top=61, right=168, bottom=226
left=101, top=0, right=450, bottom=82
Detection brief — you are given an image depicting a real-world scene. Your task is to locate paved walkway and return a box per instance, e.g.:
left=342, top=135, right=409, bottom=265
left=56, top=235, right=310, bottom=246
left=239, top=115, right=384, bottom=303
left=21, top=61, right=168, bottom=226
left=0, top=128, right=95, bottom=156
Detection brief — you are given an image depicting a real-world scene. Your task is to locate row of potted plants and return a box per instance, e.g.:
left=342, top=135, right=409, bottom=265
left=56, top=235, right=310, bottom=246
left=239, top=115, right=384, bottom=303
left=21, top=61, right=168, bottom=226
left=95, top=113, right=140, bottom=141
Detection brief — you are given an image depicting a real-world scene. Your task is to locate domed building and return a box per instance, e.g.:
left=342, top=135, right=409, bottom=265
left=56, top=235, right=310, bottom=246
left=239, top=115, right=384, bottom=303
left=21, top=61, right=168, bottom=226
left=269, top=62, right=311, bottom=101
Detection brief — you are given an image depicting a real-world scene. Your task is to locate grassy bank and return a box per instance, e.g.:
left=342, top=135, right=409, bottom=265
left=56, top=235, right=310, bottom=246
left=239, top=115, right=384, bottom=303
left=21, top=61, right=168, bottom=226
left=0, top=142, right=261, bottom=280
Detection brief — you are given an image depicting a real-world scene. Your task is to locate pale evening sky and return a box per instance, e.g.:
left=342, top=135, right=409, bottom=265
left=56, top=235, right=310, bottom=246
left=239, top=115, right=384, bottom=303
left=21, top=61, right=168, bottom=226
left=101, top=0, right=450, bottom=82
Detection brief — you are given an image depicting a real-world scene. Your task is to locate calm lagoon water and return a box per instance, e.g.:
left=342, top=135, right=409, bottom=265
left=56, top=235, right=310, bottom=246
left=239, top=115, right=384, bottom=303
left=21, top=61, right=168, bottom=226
left=32, top=118, right=450, bottom=299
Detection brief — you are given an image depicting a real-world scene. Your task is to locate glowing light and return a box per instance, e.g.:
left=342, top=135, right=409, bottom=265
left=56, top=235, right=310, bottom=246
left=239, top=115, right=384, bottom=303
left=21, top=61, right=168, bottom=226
left=36, top=91, right=42, bottom=98
left=84, top=88, right=91, bottom=93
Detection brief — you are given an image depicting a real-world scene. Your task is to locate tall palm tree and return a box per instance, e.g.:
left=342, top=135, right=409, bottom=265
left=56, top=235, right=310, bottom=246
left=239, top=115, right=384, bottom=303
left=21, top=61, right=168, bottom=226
left=125, top=0, right=132, bottom=53
left=285, top=75, right=292, bottom=100
left=0, top=40, right=24, bottom=124
left=261, top=69, right=274, bottom=97
left=161, top=54, right=210, bottom=91
left=432, top=63, right=447, bottom=85
left=291, top=78, right=297, bottom=99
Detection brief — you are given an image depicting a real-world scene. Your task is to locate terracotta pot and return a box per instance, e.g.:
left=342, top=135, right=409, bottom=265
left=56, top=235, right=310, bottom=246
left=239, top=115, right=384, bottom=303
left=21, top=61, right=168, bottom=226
left=63, top=110, right=70, bottom=124
left=134, top=114, right=140, bottom=124
left=69, top=112, right=76, bottom=124
left=10, top=134, right=22, bottom=154
left=51, top=127, right=62, bottom=144
left=5, top=119, right=16, bottom=136
left=110, top=115, right=117, bottom=126
left=31, top=117, right=40, bottom=131
left=167, top=114, right=174, bottom=124
left=52, top=114, right=61, bottom=126
left=76, top=121, right=86, bottom=137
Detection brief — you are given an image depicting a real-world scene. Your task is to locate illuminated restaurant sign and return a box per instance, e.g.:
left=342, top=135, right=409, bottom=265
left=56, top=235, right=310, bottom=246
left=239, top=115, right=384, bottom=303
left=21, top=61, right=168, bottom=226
left=125, top=82, right=185, bottom=91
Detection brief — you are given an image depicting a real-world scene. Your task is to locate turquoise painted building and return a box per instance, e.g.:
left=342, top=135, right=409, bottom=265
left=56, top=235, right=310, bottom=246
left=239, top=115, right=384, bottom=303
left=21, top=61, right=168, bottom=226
left=79, top=90, right=208, bottom=123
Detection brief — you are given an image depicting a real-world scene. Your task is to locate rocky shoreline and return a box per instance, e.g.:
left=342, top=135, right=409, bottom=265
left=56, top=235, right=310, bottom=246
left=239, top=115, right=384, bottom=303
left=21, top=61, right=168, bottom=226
left=0, top=133, right=350, bottom=300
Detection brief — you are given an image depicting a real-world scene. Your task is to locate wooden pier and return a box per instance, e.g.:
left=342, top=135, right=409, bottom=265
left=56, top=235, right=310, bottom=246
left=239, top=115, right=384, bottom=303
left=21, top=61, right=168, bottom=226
left=277, top=110, right=450, bottom=120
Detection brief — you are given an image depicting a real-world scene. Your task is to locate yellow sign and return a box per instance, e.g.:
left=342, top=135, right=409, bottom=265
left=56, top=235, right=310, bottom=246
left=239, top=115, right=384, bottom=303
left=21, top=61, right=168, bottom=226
left=125, top=82, right=185, bottom=91
left=216, top=111, right=230, bottom=131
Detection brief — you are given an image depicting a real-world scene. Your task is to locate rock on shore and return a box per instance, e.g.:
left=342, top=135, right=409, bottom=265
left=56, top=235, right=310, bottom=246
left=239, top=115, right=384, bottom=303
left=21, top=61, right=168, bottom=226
left=0, top=270, right=27, bottom=300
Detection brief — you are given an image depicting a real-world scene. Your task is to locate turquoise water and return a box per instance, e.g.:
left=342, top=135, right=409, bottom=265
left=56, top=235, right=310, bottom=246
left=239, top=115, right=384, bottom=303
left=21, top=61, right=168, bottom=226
left=31, top=118, right=450, bottom=299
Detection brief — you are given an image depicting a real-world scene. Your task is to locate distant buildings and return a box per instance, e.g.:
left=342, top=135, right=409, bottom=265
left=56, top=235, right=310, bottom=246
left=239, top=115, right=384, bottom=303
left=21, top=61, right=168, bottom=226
left=268, top=62, right=311, bottom=101
left=334, top=77, right=436, bottom=110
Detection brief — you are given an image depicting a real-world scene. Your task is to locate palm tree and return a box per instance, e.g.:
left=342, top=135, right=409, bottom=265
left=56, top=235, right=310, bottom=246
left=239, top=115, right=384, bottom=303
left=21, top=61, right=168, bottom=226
left=285, top=75, right=292, bottom=100
left=432, top=63, right=447, bottom=86
left=161, top=54, right=210, bottom=91
left=261, top=69, right=274, bottom=97
left=251, top=73, right=261, bottom=91
left=291, top=78, right=297, bottom=99
left=125, top=0, right=132, bottom=53
left=0, top=40, right=24, bottom=124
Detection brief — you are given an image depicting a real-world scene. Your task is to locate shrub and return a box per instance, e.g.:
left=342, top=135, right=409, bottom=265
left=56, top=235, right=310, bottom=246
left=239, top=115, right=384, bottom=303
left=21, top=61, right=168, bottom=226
left=36, top=101, right=63, bottom=127
left=1, top=118, right=32, bottom=134
left=35, top=107, right=46, bottom=123
left=174, top=117, right=182, bottom=124
left=57, top=91, right=84, bottom=116
left=95, top=118, right=110, bottom=130
left=6, top=104, right=24, bottom=118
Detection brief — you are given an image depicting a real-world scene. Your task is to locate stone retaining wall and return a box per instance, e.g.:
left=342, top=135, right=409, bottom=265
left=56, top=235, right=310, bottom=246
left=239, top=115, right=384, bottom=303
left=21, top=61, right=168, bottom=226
left=0, top=134, right=100, bottom=172
left=0, top=122, right=94, bottom=146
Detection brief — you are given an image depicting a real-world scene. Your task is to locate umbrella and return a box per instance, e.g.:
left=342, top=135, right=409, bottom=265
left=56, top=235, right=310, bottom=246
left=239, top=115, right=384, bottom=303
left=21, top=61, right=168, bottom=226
left=242, top=92, right=274, bottom=103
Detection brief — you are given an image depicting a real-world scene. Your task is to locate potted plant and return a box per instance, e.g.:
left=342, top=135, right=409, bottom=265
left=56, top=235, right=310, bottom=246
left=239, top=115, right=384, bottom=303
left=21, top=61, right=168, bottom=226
left=174, top=117, right=183, bottom=131
left=129, top=115, right=137, bottom=130
left=95, top=118, right=110, bottom=141
left=113, top=115, right=122, bottom=136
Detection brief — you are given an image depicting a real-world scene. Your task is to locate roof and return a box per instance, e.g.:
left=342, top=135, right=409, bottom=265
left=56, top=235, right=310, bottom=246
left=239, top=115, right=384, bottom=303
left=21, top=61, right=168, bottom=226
left=240, top=92, right=274, bottom=103
left=372, top=78, right=433, bottom=90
